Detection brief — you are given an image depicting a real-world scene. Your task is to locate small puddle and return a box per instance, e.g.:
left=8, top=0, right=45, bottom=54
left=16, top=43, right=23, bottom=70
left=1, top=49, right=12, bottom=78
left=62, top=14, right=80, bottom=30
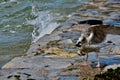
left=59, top=76, right=78, bottom=80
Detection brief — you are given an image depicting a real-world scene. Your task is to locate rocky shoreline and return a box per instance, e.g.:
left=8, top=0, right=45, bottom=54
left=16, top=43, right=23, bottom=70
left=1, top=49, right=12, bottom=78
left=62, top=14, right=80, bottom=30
left=0, top=0, right=120, bottom=80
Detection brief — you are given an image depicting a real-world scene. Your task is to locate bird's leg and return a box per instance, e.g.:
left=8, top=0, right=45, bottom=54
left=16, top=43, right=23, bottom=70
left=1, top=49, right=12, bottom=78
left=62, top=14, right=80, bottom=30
left=85, top=53, right=88, bottom=62
left=78, top=49, right=89, bottom=66
left=81, top=52, right=89, bottom=66
left=81, top=54, right=89, bottom=66
left=96, top=52, right=100, bottom=67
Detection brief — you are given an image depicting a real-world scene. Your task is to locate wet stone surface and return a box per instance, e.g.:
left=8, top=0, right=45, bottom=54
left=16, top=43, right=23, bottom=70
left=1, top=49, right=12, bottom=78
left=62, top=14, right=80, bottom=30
left=0, top=0, right=120, bottom=80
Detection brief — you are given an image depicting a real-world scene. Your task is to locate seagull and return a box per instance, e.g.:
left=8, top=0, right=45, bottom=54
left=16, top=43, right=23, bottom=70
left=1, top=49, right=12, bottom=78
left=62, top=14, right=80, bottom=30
left=62, top=24, right=120, bottom=67
left=75, top=24, right=120, bottom=47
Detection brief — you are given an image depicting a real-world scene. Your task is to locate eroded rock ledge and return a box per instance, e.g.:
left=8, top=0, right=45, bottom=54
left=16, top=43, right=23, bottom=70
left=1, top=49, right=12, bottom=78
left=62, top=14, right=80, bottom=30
left=0, top=0, right=120, bottom=80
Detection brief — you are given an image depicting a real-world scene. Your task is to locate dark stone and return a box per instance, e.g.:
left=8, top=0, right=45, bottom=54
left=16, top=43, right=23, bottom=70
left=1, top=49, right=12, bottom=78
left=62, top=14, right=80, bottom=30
left=78, top=19, right=103, bottom=25
left=22, top=73, right=31, bottom=76
left=7, top=75, right=13, bottom=79
left=107, top=41, right=113, bottom=43
left=14, top=75, right=21, bottom=80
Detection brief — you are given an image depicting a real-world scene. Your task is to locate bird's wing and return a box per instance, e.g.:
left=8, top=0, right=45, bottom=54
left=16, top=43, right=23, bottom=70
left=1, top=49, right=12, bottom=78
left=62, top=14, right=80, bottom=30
left=90, top=24, right=120, bottom=35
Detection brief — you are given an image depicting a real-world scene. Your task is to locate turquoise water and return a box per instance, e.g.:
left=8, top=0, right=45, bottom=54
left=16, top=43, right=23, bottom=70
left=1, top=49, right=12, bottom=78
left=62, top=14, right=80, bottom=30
left=0, top=0, right=88, bottom=67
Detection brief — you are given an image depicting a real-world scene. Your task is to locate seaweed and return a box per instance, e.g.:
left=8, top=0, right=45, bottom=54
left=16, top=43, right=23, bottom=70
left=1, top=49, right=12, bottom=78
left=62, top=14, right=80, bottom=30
left=94, top=67, right=120, bottom=80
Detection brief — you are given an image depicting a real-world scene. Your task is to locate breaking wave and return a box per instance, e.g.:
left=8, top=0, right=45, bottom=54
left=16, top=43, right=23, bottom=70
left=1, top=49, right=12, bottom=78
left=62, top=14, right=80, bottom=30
left=27, top=10, right=60, bottom=43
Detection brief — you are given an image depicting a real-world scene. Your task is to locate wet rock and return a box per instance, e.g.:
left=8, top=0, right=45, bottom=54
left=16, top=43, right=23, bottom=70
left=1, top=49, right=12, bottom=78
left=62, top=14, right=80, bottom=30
left=77, top=9, right=106, bottom=19
left=83, top=4, right=98, bottom=9
left=104, top=12, right=120, bottom=26
left=61, top=60, right=102, bottom=80
left=2, top=57, right=39, bottom=69
left=107, top=46, right=120, bottom=54
left=0, top=68, right=50, bottom=80
left=106, top=0, right=120, bottom=4
left=77, top=19, right=103, bottom=25
left=109, top=13, right=120, bottom=21
left=104, top=0, right=120, bottom=9
left=27, top=32, right=61, bottom=54
left=55, top=22, right=75, bottom=31
left=1, top=0, right=120, bottom=79
left=58, top=32, right=80, bottom=40
left=58, top=39, right=73, bottom=44
left=105, top=35, right=120, bottom=44
left=103, top=64, right=120, bottom=72
left=90, top=0, right=106, bottom=2
left=54, top=15, right=81, bottom=31
left=2, top=55, right=74, bottom=70
left=59, top=76, right=78, bottom=80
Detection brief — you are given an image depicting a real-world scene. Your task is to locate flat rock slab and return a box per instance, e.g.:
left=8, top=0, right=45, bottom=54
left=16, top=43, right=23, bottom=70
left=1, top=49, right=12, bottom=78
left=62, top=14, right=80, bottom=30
left=1, top=55, right=75, bottom=80
left=2, top=55, right=74, bottom=70
left=1, top=0, right=120, bottom=80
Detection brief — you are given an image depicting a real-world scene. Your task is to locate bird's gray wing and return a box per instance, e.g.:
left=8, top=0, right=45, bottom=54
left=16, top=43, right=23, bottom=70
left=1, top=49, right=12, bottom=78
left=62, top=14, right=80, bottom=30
left=90, top=24, right=120, bottom=35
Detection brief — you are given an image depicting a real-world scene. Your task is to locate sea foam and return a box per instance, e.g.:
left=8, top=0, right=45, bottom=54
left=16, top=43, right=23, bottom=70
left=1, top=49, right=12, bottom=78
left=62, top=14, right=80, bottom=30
left=27, top=10, right=60, bottom=43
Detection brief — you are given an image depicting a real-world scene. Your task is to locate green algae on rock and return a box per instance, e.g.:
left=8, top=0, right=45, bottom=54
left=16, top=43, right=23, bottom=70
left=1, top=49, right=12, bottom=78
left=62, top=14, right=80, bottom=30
left=94, top=67, right=120, bottom=80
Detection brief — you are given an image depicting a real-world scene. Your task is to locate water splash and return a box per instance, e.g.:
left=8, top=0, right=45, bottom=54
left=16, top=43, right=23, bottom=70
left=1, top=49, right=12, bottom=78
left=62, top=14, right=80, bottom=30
left=27, top=10, right=60, bottom=43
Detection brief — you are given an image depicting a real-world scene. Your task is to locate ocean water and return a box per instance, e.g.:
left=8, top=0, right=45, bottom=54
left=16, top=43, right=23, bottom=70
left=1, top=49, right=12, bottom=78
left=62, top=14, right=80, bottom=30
left=0, top=0, right=88, bottom=67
